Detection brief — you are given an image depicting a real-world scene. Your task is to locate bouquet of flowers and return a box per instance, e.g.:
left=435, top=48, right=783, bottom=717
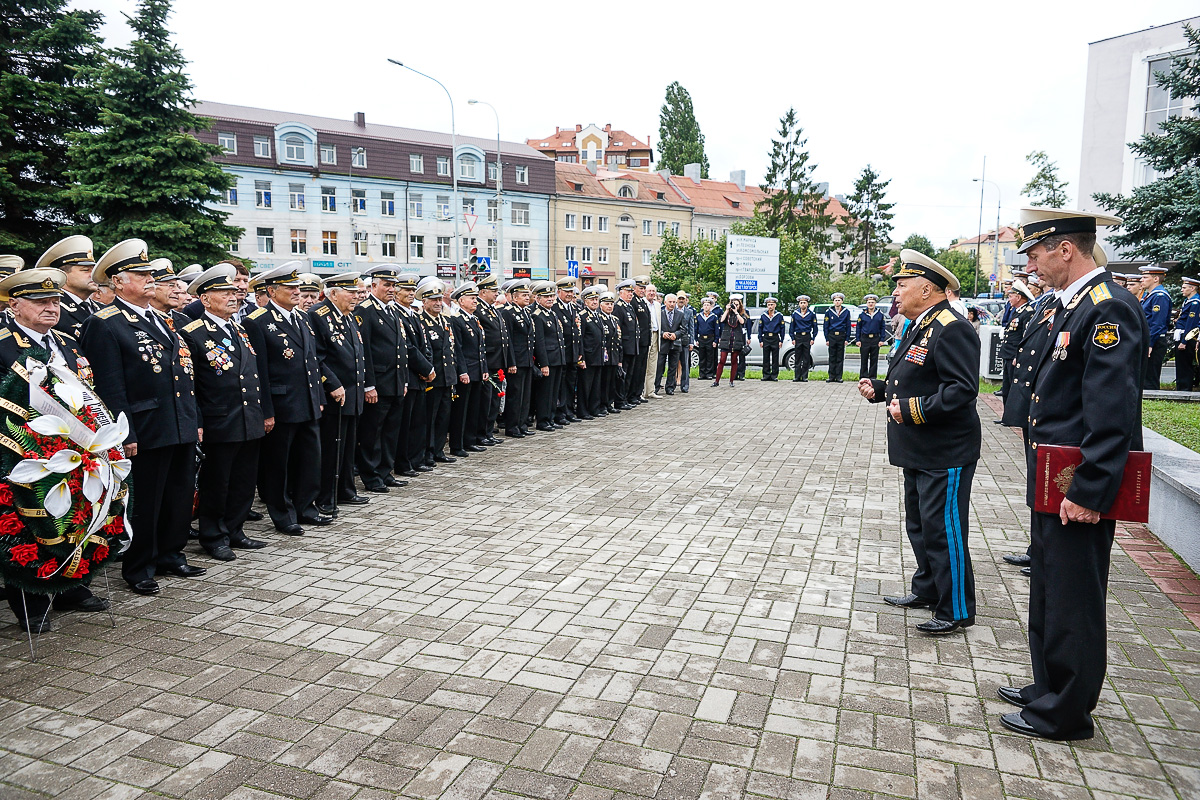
left=491, top=368, right=506, bottom=415
left=0, top=354, right=130, bottom=594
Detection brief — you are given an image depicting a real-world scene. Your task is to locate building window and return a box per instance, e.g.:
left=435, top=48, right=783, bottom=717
left=409, top=193, right=423, bottom=218
left=515, top=166, right=528, bottom=184
left=617, top=155, right=626, bottom=165
left=710, top=229, right=718, bottom=242
left=257, top=227, right=274, bottom=253
left=220, top=187, right=237, bottom=206
left=436, top=195, right=450, bottom=219
left=352, top=148, right=366, bottom=168
left=671, top=222, right=680, bottom=236
left=459, top=155, right=478, bottom=180
left=352, top=189, right=366, bottom=214
left=321, top=186, right=336, bottom=212
left=437, top=156, right=450, bottom=176
left=322, top=231, right=337, bottom=255
left=1146, top=56, right=1186, bottom=134
left=462, top=198, right=476, bottom=216
left=581, top=246, right=592, bottom=263
left=354, top=231, right=368, bottom=256
left=255, top=181, right=271, bottom=209
left=657, top=221, right=666, bottom=236
left=556, top=154, right=578, bottom=163
left=607, top=155, right=618, bottom=165
left=381, top=191, right=395, bottom=216
left=581, top=215, right=592, bottom=232
left=487, top=238, right=497, bottom=261
left=643, top=220, right=651, bottom=235
left=621, top=233, right=631, bottom=251
left=618, top=185, right=635, bottom=198
left=565, top=245, right=576, bottom=262
left=621, top=262, right=630, bottom=279
left=290, top=229, right=306, bottom=255
left=320, top=143, right=336, bottom=164
left=642, top=249, right=652, bottom=265
left=598, top=216, right=609, bottom=233
left=284, top=136, right=305, bottom=161
left=511, top=240, right=530, bottom=263
left=410, top=154, right=424, bottom=173
left=697, top=227, right=705, bottom=239
left=511, top=202, right=530, bottom=225
left=381, top=234, right=397, bottom=258
left=565, top=213, right=576, bottom=231
left=437, top=236, right=451, bottom=260
left=254, top=136, right=270, bottom=158
left=229, top=238, right=239, bottom=253
left=487, top=199, right=499, bottom=222
left=629, top=158, right=642, bottom=167
left=218, top=132, right=236, bottom=154
left=410, top=235, right=424, bottom=259
left=598, top=248, right=608, bottom=264
left=488, top=161, right=498, bottom=181
left=289, top=184, right=305, bottom=210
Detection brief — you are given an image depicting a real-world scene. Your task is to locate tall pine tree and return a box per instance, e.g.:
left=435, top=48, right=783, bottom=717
left=839, top=164, right=895, bottom=272
left=656, top=82, right=709, bottom=178
left=0, top=2, right=104, bottom=257
left=757, top=108, right=833, bottom=255
left=66, top=0, right=239, bottom=266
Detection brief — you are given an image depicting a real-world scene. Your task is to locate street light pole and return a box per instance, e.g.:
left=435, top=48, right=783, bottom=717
left=389, top=59, right=460, bottom=277
left=469, top=99, right=501, bottom=280
left=974, top=156, right=986, bottom=298
left=349, top=146, right=364, bottom=266
left=973, top=177, right=1002, bottom=293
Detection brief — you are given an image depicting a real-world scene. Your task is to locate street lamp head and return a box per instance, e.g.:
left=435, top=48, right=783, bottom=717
left=468, top=100, right=479, bottom=105
left=387, top=58, right=404, bottom=67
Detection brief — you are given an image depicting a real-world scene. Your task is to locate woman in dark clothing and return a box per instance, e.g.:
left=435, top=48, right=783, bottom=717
left=713, top=294, right=748, bottom=387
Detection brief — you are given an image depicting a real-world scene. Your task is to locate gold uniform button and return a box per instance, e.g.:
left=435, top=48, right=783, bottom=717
left=175, top=392, right=180, bottom=397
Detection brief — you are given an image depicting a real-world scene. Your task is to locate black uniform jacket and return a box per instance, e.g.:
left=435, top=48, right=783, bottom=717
left=79, top=297, right=199, bottom=449
left=243, top=303, right=323, bottom=424
left=532, top=305, right=564, bottom=368
left=309, top=300, right=366, bottom=415
left=868, top=300, right=980, bottom=470
left=0, top=321, right=88, bottom=378
left=449, top=309, right=487, bottom=381
left=355, top=295, right=407, bottom=397
left=554, top=300, right=581, bottom=362
left=999, top=302, right=1034, bottom=361
left=502, top=304, right=536, bottom=368
left=633, top=296, right=651, bottom=347
left=578, top=309, right=607, bottom=368
left=476, top=301, right=513, bottom=373
left=421, top=310, right=456, bottom=388
left=178, top=315, right=265, bottom=443
left=55, top=296, right=95, bottom=340
left=1001, top=299, right=1056, bottom=429
left=1026, top=273, right=1147, bottom=513
left=614, top=300, right=640, bottom=356
left=602, top=313, right=622, bottom=366
left=397, top=305, right=434, bottom=389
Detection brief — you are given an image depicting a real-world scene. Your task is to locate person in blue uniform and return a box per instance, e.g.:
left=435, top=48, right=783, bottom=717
left=695, top=297, right=719, bottom=380
left=1175, top=276, right=1199, bottom=391
left=824, top=293, right=851, bottom=382
left=997, top=207, right=1144, bottom=742
left=757, top=297, right=784, bottom=381
left=855, top=293, right=886, bottom=380
left=1139, top=264, right=1172, bottom=390
left=789, top=295, right=817, bottom=382
left=858, top=250, right=980, bottom=637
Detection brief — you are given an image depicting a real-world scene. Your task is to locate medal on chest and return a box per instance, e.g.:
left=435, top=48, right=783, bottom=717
left=1053, top=331, right=1070, bottom=360
left=904, top=345, right=929, bottom=365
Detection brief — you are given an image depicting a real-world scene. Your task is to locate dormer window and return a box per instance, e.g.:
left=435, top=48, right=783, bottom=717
left=617, top=185, right=635, bottom=198
left=284, top=136, right=305, bottom=162
left=731, top=200, right=740, bottom=209
left=574, top=183, right=583, bottom=191
left=656, top=192, right=665, bottom=200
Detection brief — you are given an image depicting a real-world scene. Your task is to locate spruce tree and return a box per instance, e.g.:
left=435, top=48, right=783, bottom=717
left=840, top=165, right=895, bottom=272
left=0, top=1, right=104, bottom=257
left=656, top=82, right=710, bottom=178
left=757, top=108, right=833, bottom=256
left=66, top=0, right=239, bottom=266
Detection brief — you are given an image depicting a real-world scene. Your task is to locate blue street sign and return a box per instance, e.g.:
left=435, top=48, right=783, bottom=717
left=477, top=256, right=491, bottom=271
left=735, top=279, right=757, bottom=291
left=989, top=272, right=997, bottom=281
left=567, top=260, right=579, bottom=278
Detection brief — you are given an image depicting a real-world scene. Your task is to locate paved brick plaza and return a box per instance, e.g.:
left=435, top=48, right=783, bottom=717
left=1, top=382, right=1198, bottom=800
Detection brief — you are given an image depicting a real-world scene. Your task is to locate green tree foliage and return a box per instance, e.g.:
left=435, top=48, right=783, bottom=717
left=656, top=82, right=709, bottom=179
left=1021, top=150, right=1070, bottom=208
left=758, top=108, right=834, bottom=256
left=839, top=164, right=895, bottom=272
left=1095, top=25, right=1200, bottom=265
left=934, top=248, right=985, bottom=295
left=66, top=0, right=239, bottom=266
left=900, top=233, right=936, bottom=258
left=0, top=1, right=104, bottom=256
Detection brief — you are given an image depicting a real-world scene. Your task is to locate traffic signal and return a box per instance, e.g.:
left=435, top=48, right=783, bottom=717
left=468, top=247, right=478, bottom=270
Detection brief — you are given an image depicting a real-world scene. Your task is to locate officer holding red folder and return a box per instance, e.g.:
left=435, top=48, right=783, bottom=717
left=998, top=208, right=1148, bottom=741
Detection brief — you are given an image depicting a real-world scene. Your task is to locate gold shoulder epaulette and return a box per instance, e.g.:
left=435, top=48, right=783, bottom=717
left=182, top=319, right=206, bottom=333
left=935, top=309, right=957, bottom=326
left=315, top=306, right=330, bottom=316
left=1088, top=283, right=1113, bottom=305
left=247, top=307, right=268, bottom=320
left=94, top=306, right=121, bottom=320
left=0, top=330, right=10, bottom=341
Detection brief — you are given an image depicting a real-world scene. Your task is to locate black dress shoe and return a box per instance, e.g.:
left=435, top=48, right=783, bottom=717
left=451, top=449, right=470, bottom=457
left=399, top=469, right=420, bottom=478
left=414, top=464, right=433, bottom=473
left=339, top=494, right=370, bottom=505
left=466, top=445, right=487, bottom=452
left=522, top=428, right=535, bottom=434
left=481, top=438, right=498, bottom=446
left=680, top=389, right=688, bottom=393
left=245, top=510, right=264, bottom=521
left=608, top=406, right=621, bottom=413
left=56, top=595, right=110, bottom=612
left=17, top=617, right=52, bottom=634
left=161, top=563, right=207, bottom=578
left=276, top=523, right=305, bottom=535
left=883, top=594, right=934, bottom=609
left=297, top=514, right=333, bottom=527
left=1000, top=711, right=1092, bottom=740
left=128, top=580, right=160, bottom=595
left=1003, top=554, right=1032, bottom=566
left=205, top=545, right=236, bottom=562
left=596, top=409, right=608, bottom=416
left=1021, top=567, right=1032, bottom=577
left=433, top=454, right=457, bottom=463
left=231, top=537, right=267, bottom=549
left=506, top=431, right=525, bottom=438
left=382, top=475, right=402, bottom=487
left=997, top=687, right=1028, bottom=707
left=551, top=423, right=564, bottom=429
left=578, top=414, right=595, bottom=420
left=536, top=424, right=555, bottom=432
left=365, top=484, right=389, bottom=493
left=915, top=617, right=971, bottom=635
left=316, top=504, right=338, bottom=516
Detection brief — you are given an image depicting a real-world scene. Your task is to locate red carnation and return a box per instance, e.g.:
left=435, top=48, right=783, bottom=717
left=0, top=483, right=13, bottom=506
left=104, top=518, right=124, bottom=537
left=36, top=559, right=58, bottom=579
left=92, top=544, right=109, bottom=562
left=497, top=369, right=505, bottom=380
left=74, top=559, right=89, bottom=577
left=9, top=543, right=38, bottom=566
left=0, top=512, right=22, bottom=537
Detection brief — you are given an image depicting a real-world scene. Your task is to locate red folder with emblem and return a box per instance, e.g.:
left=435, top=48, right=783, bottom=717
left=1034, top=445, right=1152, bottom=523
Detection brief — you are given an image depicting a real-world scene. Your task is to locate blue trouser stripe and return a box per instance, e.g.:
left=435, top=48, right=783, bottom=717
left=944, top=467, right=966, bottom=621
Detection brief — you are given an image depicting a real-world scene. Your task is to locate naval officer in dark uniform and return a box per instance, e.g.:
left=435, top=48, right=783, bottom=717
left=80, top=239, right=204, bottom=595
left=417, top=277, right=458, bottom=463
left=178, top=265, right=267, bottom=561
left=448, top=281, right=488, bottom=455
left=394, top=274, right=434, bottom=474
left=243, top=264, right=329, bottom=534
left=500, top=279, right=535, bottom=437
left=998, top=279, right=1036, bottom=405
left=613, top=280, right=640, bottom=408
left=35, top=236, right=100, bottom=340
left=859, top=250, right=980, bottom=636
left=354, top=265, right=408, bottom=492
left=473, top=274, right=510, bottom=445
left=998, top=208, right=1146, bottom=742
left=553, top=278, right=580, bottom=423
left=1139, top=264, right=1172, bottom=390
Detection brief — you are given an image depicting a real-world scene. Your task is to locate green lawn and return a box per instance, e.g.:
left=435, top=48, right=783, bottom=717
left=1142, top=400, right=1200, bottom=452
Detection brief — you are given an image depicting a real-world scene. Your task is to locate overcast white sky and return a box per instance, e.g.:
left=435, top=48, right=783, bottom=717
left=76, top=0, right=1198, bottom=248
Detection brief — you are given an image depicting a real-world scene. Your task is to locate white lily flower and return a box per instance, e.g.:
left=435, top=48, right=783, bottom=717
left=45, top=449, right=82, bottom=473
left=53, top=381, right=87, bottom=414
left=28, top=415, right=71, bottom=437
left=8, top=458, right=52, bottom=483
left=45, top=479, right=72, bottom=518
left=109, top=459, right=131, bottom=483
left=86, top=414, right=128, bottom=454
left=82, top=468, right=106, bottom=502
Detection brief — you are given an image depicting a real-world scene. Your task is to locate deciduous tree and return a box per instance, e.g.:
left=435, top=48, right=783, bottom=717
left=656, top=82, right=709, bottom=179
left=1021, top=150, right=1070, bottom=208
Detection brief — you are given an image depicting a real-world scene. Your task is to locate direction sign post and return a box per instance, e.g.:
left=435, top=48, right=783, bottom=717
left=567, top=260, right=579, bottom=278
left=725, top=235, right=780, bottom=293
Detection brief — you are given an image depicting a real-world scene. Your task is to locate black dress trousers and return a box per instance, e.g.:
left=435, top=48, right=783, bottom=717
left=859, top=345, right=879, bottom=381
left=126, top=443, right=196, bottom=584
left=449, top=381, right=475, bottom=452
left=318, top=406, right=358, bottom=504
left=901, top=463, right=977, bottom=624
left=827, top=341, right=845, bottom=382
left=197, top=439, right=260, bottom=549
left=504, top=368, right=532, bottom=433
left=762, top=345, right=779, bottom=380
left=260, top=420, right=321, bottom=527
left=358, top=394, right=403, bottom=488
left=426, top=386, right=453, bottom=459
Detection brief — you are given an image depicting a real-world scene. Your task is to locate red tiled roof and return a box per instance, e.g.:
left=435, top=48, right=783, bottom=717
left=526, top=124, right=652, bottom=153
left=955, top=226, right=1019, bottom=246
left=554, top=163, right=687, bottom=205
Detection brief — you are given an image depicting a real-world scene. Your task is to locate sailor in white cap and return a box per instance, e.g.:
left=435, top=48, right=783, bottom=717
left=415, top=278, right=457, bottom=464
left=824, top=293, right=851, bottom=382
left=856, top=293, right=886, bottom=380
left=1138, top=264, right=1172, bottom=388
left=789, top=295, right=817, bottom=382
left=757, top=296, right=784, bottom=381
left=78, top=238, right=206, bottom=596
left=36, top=235, right=100, bottom=338
left=447, top=281, right=488, bottom=455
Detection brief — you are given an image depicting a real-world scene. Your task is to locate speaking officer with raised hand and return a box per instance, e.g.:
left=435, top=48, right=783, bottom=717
left=473, top=274, right=509, bottom=445
left=997, top=208, right=1146, bottom=742
left=80, top=240, right=204, bottom=595
left=354, top=265, right=407, bottom=493
left=309, top=272, right=369, bottom=513
left=417, top=278, right=457, bottom=463
left=178, top=265, right=266, bottom=561
left=858, top=250, right=980, bottom=636
left=448, top=282, right=488, bottom=455
left=36, top=236, right=100, bottom=339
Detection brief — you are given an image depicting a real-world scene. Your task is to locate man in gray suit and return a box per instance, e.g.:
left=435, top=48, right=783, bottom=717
left=674, top=291, right=695, bottom=393
left=654, top=293, right=686, bottom=395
